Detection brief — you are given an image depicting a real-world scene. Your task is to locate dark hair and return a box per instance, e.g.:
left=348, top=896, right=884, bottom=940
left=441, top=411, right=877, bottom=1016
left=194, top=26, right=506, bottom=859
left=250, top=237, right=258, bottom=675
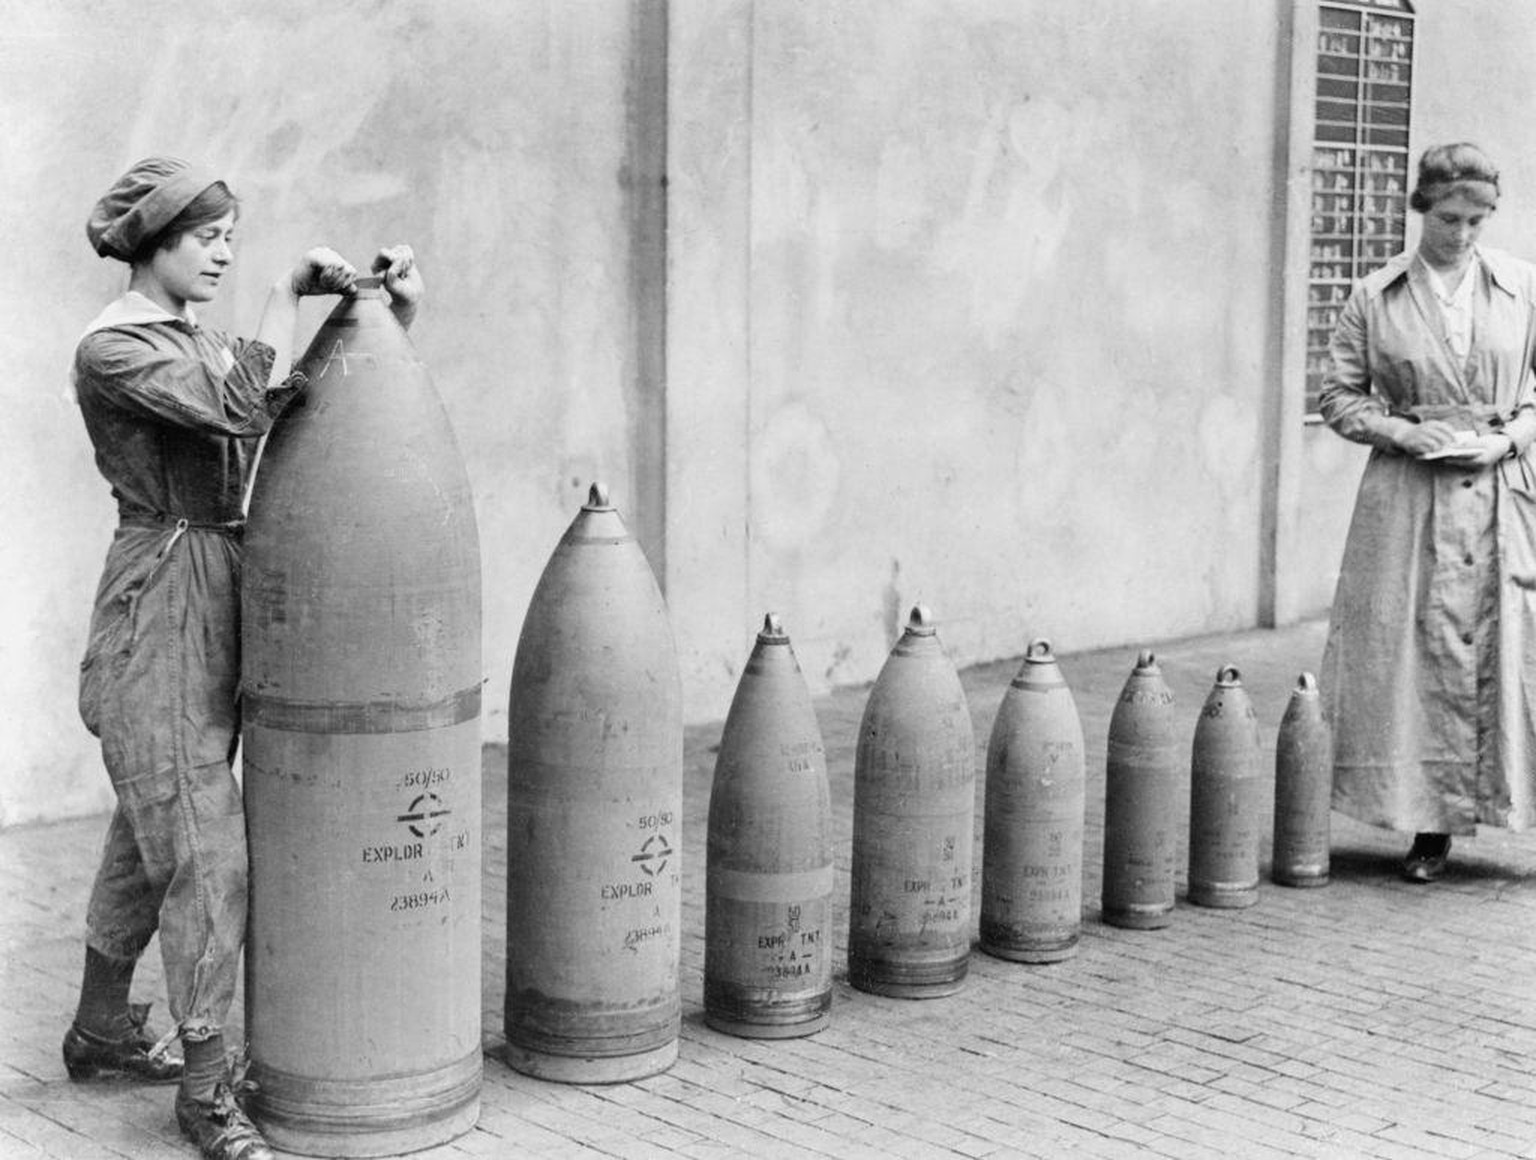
left=130, top=181, right=240, bottom=264
left=1410, top=143, right=1500, bottom=213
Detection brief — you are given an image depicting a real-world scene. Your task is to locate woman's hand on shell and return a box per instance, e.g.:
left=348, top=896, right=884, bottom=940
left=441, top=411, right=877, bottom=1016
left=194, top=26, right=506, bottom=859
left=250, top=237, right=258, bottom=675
left=373, top=244, right=424, bottom=306
left=290, top=247, right=358, bottom=297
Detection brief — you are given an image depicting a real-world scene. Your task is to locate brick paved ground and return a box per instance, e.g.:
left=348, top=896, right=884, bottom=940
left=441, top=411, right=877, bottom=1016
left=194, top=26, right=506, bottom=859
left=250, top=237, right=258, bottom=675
left=5, top=617, right=1536, bottom=1159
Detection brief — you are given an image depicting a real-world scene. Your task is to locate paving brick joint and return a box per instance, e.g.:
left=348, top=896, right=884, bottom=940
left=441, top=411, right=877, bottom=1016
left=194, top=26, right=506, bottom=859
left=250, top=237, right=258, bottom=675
left=5, top=618, right=1536, bottom=1158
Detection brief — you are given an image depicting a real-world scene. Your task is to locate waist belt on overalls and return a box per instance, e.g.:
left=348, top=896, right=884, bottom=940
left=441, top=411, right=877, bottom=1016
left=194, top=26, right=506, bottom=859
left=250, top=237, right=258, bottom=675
left=118, top=510, right=246, bottom=556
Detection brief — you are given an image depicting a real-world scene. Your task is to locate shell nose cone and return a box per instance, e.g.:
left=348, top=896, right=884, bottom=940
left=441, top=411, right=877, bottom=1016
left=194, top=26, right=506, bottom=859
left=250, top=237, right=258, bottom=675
left=904, top=604, right=937, bottom=636
left=564, top=482, right=632, bottom=543
left=1024, top=638, right=1056, bottom=664
left=757, top=612, right=789, bottom=643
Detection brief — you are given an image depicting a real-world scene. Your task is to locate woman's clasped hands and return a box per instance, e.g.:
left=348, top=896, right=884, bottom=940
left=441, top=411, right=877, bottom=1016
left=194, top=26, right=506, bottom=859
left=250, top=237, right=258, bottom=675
left=1397, top=418, right=1513, bottom=468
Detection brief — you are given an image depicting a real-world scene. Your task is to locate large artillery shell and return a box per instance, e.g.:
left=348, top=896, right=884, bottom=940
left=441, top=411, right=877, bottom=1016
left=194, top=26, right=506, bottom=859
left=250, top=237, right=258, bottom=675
left=1187, top=665, right=1262, bottom=909
left=1272, top=672, right=1332, bottom=887
left=1100, top=651, right=1178, bottom=930
left=242, top=279, right=482, bottom=1156
left=504, top=484, right=683, bottom=1083
left=980, top=639, right=1086, bottom=963
left=848, top=605, right=975, bottom=998
left=705, top=614, right=834, bottom=1038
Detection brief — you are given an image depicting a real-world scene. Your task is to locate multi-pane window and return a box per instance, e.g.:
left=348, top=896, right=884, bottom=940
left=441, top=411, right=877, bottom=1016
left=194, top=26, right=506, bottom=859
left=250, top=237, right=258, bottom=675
left=1305, top=0, right=1415, bottom=413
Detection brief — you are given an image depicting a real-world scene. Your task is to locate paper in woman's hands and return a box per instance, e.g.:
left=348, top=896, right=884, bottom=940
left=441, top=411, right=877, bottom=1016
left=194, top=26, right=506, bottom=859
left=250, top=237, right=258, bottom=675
left=1420, top=431, right=1483, bottom=460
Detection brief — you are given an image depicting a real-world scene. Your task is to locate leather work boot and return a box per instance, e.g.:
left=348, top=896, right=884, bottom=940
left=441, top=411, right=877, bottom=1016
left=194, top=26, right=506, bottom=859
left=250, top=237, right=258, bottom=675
left=175, top=1083, right=274, bottom=1160
left=62, top=1002, right=182, bottom=1083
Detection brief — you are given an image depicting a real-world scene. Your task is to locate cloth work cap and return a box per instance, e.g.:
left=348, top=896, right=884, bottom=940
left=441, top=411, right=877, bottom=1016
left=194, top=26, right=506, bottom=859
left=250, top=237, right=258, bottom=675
left=87, top=156, right=222, bottom=261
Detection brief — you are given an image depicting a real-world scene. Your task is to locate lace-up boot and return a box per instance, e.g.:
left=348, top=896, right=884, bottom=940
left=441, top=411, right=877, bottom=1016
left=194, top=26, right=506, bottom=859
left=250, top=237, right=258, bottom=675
left=175, top=1082, right=275, bottom=1160
left=62, top=1001, right=182, bottom=1083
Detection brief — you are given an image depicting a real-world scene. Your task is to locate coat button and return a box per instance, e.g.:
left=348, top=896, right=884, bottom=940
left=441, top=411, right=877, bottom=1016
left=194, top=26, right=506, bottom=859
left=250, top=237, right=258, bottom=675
left=1462, top=631, right=1474, bottom=645
left=1462, top=478, right=1474, bottom=488
left=1464, top=553, right=1475, bottom=565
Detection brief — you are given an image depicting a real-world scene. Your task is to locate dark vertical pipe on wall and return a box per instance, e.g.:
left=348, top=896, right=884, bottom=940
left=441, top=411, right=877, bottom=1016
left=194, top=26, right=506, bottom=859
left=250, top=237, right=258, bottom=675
left=624, top=0, right=670, bottom=586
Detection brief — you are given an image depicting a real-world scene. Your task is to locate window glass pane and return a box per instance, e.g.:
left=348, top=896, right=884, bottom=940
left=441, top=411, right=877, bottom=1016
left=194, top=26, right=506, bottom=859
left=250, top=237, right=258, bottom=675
left=1305, top=1, right=1414, bottom=415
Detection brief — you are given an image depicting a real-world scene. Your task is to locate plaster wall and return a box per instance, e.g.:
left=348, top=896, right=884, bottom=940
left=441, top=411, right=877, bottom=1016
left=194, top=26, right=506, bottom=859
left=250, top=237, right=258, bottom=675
left=0, top=0, right=648, bottom=825
left=12, top=1, right=1536, bottom=827
left=669, top=0, right=1292, bottom=719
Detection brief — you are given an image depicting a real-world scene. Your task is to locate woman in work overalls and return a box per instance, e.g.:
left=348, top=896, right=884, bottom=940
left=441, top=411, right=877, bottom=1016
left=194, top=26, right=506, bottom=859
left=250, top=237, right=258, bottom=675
left=65, top=156, right=422, bottom=1160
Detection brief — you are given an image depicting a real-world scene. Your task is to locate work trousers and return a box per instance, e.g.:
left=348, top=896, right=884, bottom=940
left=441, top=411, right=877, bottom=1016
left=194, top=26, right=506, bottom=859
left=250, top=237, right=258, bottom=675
left=79, top=522, right=247, bottom=1042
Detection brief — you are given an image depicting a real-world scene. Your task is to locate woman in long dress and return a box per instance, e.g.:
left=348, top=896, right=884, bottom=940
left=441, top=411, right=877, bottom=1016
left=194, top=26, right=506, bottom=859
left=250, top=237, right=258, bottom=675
left=1320, top=142, right=1536, bottom=883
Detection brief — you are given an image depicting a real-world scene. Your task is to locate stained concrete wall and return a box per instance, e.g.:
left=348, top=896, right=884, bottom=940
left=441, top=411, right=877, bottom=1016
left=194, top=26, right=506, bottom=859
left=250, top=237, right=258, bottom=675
left=10, top=1, right=1536, bottom=827
left=667, top=0, right=1536, bottom=722
left=669, top=0, right=1296, bottom=719
left=1, top=0, right=654, bottom=824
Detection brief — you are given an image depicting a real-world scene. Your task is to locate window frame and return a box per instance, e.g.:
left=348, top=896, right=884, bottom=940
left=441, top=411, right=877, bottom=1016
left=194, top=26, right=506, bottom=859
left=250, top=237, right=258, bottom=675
left=1303, top=0, right=1416, bottom=418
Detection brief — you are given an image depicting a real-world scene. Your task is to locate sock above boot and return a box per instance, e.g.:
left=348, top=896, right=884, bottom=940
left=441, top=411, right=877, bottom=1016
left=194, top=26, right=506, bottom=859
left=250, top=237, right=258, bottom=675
left=179, top=1034, right=228, bottom=1106
left=73, top=947, right=135, bottom=1039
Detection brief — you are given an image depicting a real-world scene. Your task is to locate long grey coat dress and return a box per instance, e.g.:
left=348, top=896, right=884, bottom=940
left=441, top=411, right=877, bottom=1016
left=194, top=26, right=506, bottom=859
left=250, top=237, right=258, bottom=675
left=1320, top=247, right=1536, bottom=834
